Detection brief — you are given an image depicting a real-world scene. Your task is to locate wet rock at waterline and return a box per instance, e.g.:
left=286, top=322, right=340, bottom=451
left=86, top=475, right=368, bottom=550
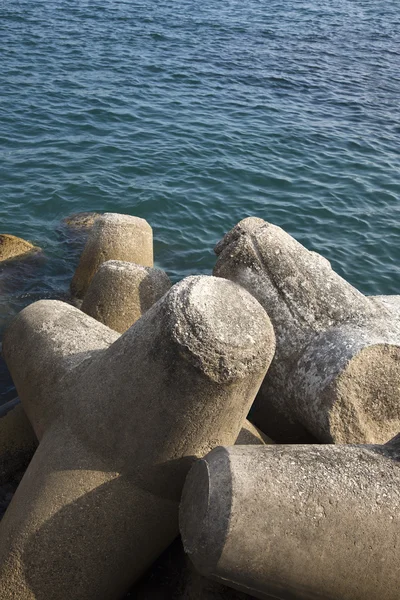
left=0, top=275, right=275, bottom=600
left=81, top=260, right=172, bottom=333
left=214, top=218, right=400, bottom=444
left=0, top=235, right=40, bottom=262
left=61, top=212, right=102, bottom=231
left=180, top=440, right=400, bottom=600
left=70, top=213, right=154, bottom=299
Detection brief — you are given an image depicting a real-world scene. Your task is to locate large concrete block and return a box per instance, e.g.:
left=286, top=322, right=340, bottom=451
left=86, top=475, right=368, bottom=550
left=70, top=213, right=153, bottom=299
left=0, top=275, right=275, bottom=600
left=180, top=439, right=400, bottom=600
left=81, top=260, right=172, bottom=333
left=214, top=218, right=400, bottom=443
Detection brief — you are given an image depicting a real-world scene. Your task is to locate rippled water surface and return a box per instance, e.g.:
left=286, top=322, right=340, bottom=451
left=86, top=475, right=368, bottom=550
left=0, top=0, right=399, bottom=398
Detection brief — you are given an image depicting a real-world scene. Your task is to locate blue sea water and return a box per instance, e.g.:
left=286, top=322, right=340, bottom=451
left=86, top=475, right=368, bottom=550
left=0, top=0, right=399, bottom=400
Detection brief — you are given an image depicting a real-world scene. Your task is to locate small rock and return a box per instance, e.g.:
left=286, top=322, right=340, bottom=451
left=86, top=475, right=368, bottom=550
left=61, top=212, right=102, bottom=231
left=0, top=235, right=40, bottom=262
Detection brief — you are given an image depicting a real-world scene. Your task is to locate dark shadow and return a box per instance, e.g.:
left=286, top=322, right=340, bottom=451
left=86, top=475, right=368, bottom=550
left=17, top=455, right=197, bottom=600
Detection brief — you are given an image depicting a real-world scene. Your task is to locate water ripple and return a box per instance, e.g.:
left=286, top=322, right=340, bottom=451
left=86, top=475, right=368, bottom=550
left=0, top=1, right=399, bottom=401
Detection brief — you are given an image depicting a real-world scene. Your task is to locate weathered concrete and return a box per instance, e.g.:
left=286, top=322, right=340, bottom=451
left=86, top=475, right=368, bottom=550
left=132, top=421, right=272, bottom=600
left=70, top=213, right=154, bottom=299
left=81, top=260, right=172, bottom=333
left=0, top=275, right=275, bottom=600
left=0, top=399, right=37, bottom=485
left=370, top=295, right=400, bottom=317
left=0, top=235, right=40, bottom=262
left=180, top=439, right=400, bottom=600
left=214, top=218, right=400, bottom=443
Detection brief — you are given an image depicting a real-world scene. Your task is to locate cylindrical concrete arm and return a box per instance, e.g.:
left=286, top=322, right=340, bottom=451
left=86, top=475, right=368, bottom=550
left=213, top=218, right=400, bottom=444
left=81, top=260, right=171, bottom=333
left=180, top=443, right=400, bottom=600
left=68, top=276, right=276, bottom=470
left=2, top=301, right=118, bottom=439
left=71, top=213, right=153, bottom=299
left=214, top=218, right=377, bottom=333
left=0, top=276, right=276, bottom=599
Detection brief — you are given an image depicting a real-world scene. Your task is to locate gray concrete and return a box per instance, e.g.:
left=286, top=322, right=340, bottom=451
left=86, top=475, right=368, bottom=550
left=180, top=439, right=400, bottom=600
left=0, top=399, right=37, bottom=485
left=71, top=213, right=154, bottom=299
left=81, top=260, right=171, bottom=333
left=214, top=217, right=400, bottom=443
left=0, top=275, right=275, bottom=600
left=370, top=295, right=400, bottom=317
left=132, top=421, right=272, bottom=600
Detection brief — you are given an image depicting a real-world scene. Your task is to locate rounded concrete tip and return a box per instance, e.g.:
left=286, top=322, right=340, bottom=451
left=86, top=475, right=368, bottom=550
left=167, top=275, right=275, bottom=383
left=99, top=213, right=152, bottom=230
left=214, top=217, right=265, bottom=256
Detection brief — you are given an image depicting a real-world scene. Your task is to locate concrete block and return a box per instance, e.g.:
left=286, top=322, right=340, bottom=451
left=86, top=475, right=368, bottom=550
left=0, top=275, right=275, bottom=599
left=214, top=218, right=400, bottom=443
left=132, top=420, right=272, bottom=600
left=71, top=213, right=153, bottom=299
left=81, top=260, right=171, bottom=333
left=180, top=439, right=400, bottom=600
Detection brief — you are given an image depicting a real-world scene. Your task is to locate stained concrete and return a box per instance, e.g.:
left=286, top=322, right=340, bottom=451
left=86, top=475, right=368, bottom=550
left=81, top=260, right=171, bottom=333
left=180, top=439, right=400, bottom=600
left=70, top=213, right=154, bottom=299
left=214, top=217, right=400, bottom=443
left=0, top=275, right=275, bottom=600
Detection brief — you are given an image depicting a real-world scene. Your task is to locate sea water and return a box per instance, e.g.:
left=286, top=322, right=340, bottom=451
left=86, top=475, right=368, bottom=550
left=0, top=0, right=399, bottom=400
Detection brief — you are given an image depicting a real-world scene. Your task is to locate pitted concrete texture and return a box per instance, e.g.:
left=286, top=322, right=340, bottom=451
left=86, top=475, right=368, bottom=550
left=214, top=217, right=400, bottom=443
left=0, top=235, right=40, bottom=262
left=131, top=421, right=271, bottom=600
left=81, top=260, right=171, bottom=333
left=0, top=275, right=275, bottom=600
left=70, top=213, right=153, bottom=299
left=180, top=440, right=400, bottom=600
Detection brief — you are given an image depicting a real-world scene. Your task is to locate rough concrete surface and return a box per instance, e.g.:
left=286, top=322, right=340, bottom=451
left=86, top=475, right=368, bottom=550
left=0, top=275, right=275, bottom=600
left=180, top=440, right=400, bottom=600
left=130, top=420, right=272, bottom=600
left=214, top=217, right=400, bottom=443
left=81, top=260, right=171, bottom=333
left=70, top=213, right=154, bottom=299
